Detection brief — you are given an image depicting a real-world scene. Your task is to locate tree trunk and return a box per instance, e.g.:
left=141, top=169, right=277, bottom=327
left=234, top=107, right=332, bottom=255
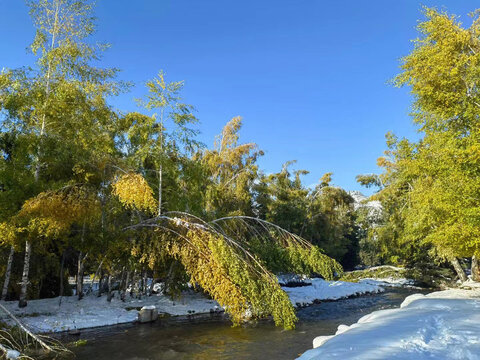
left=88, top=259, right=104, bottom=295
left=76, top=221, right=87, bottom=300
left=97, top=271, right=104, bottom=297
left=158, top=166, right=162, bottom=216
left=23, top=2, right=60, bottom=310
left=35, top=0, right=60, bottom=181
left=1, top=246, right=14, bottom=300
left=451, top=257, right=467, bottom=282
left=18, top=241, right=31, bottom=308
left=142, top=270, right=148, bottom=296
left=77, top=251, right=85, bottom=300
left=58, top=251, right=65, bottom=306
left=106, top=275, right=113, bottom=302
left=165, top=261, right=175, bottom=294
left=132, top=270, right=140, bottom=298
left=149, top=276, right=155, bottom=296
left=472, top=256, right=480, bottom=282
left=119, top=267, right=125, bottom=296
left=121, top=271, right=130, bottom=302
left=158, top=111, right=164, bottom=217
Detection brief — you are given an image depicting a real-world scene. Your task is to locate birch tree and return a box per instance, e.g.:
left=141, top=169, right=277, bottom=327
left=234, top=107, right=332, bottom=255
left=134, top=71, right=199, bottom=216
left=0, top=0, right=120, bottom=306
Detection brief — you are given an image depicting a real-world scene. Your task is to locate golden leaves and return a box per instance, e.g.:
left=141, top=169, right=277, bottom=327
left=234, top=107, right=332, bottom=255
left=0, top=222, right=18, bottom=246
left=161, top=224, right=297, bottom=329
left=18, top=186, right=100, bottom=238
left=112, top=173, right=157, bottom=214
left=167, top=229, right=249, bottom=323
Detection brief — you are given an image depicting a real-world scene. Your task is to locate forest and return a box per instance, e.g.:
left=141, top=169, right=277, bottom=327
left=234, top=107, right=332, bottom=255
left=0, top=0, right=362, bottom=331
left=1, top=0, right=480, bottom=342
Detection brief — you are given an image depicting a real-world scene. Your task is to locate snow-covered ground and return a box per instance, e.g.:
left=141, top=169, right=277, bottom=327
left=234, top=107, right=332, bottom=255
left=0, top=278, right=390, bottom=333
left=283, top=278, right=385, bottom=307
left=0, top=291, right=220, bottom=333
left=299, top=288, right=480, bottom=360
left=359, top=277, right=416, bottom=288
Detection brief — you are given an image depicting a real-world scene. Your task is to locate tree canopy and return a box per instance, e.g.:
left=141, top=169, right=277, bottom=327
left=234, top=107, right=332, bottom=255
left=358, top=7, right=480, bottom=281
left=0, top=0, right=363, bottom=330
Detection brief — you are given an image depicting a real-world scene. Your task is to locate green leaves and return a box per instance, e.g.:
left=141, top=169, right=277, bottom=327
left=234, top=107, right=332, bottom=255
left=362, top=6, right=480, bottom=266
left=161, top=224, right=297, bottom=329
left=0, top=0, right=365, bottom=316
left=395, top=7, right=480, bottom=132
left=142, top=213, right=343, bottom=330
left=137, top=70, right=200, bottom=151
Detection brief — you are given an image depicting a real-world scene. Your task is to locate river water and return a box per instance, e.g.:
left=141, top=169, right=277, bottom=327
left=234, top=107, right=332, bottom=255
left=70, top=288, right=425, bottom=360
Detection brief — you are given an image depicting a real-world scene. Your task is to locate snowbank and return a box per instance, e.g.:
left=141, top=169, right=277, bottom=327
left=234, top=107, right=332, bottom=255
left=277, top=274, right=312, bottom=286
left=461, top=278, right=480, bottom=289
left=0, top=278, right=388, bottom=334
left=298, top=288, right=480, bottom=360
left=0, top=292, right=220, bottom=333
left=282, top=278, right=384, bottom=307
left=359, top=277, right=416, bottom=288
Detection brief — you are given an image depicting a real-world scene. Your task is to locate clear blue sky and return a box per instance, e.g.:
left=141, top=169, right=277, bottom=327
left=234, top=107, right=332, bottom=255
left=0, top=1, right=476, bottom=193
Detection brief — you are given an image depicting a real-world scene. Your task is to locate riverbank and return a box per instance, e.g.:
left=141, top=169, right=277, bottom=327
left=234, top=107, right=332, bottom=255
left=0, top=278, right=395, bottom=333
left=298, top=285, right=480, bottom=360
left=70, top=288, right=420, bottom=360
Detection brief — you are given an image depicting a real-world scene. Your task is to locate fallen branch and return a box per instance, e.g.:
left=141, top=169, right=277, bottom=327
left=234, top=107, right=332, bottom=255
left=0, top=302, right=53, bottom=353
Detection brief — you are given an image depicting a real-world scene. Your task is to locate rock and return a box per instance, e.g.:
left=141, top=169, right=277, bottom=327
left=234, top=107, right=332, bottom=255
left=138, top=306, right=158, bottom=323
left=313, top=335, right=334, bottom=349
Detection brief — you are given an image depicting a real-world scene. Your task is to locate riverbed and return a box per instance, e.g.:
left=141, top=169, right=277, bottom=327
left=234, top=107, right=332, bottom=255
left=69, top=288, right=425, bottom=360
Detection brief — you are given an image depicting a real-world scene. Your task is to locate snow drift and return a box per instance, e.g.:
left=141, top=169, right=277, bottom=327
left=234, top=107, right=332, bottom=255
left=299, top=288, right=480, bottom=360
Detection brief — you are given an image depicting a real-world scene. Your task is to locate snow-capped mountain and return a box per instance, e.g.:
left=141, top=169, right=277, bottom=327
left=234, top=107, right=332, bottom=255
left=349, top=191, right=382, bottom=220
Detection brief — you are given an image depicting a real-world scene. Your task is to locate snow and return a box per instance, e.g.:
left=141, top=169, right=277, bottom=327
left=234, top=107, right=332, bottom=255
left=5, top=349, right=20, bottom=359
left=0, top=278, right=387, bottom=334
left=299, top=287, right=480, bottom=360
left=349, top=191, right=382, bottom=225
left=366, top=265, right=404, bottom=272
left=462, top=278, right=480, bottom=289
left=359, top=277, right=416, bottom=288
left=0, top=291, right=219, bottom=333
left=313, top=335, right=334, bottom=348
left=283, top=278, right=384, bottom=307
left=349, top=191, right=382, bottom=213
left=277, top=274, right=312, bottom=286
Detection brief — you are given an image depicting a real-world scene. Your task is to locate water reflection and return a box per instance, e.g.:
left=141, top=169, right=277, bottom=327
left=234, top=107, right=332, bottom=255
left=71, top=289, right=427, bottom=360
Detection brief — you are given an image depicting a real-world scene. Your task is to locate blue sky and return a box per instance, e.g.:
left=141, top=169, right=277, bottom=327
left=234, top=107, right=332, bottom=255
left=0, top=1, right=476, bottom=194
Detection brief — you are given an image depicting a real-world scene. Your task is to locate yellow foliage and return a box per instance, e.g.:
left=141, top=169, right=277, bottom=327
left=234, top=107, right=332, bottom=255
left=0, top=222, right=17, bottom=246
left=18, top=186, right=100, bottom=238
left=209, top=117, right=259, bottom=174
left=161, top=223, right=297, bottom=329
left=202, top=117, right=262, bottom=217
left=167, top=229, right=249, bottom=322
left=112, top=173, right=157, bottom=214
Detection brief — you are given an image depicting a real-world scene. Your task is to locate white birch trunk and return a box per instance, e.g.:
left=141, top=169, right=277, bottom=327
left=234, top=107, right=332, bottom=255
left=18, top=241, right=31, bottom=308
left=1, top=246, right=14, bottom=300
left=451, top=257, right=467, bottom=282
left=472, top=255, right=480, bottom=282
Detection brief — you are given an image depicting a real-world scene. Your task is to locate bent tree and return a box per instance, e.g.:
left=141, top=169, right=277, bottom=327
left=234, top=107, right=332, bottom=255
left=1, top=0, right=344, bottom=329
left=113, top=173, right=343, bottom=329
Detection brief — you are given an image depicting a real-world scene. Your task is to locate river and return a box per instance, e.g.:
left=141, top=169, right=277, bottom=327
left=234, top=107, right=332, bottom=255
left=70, top=288, right=425, bottom=360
